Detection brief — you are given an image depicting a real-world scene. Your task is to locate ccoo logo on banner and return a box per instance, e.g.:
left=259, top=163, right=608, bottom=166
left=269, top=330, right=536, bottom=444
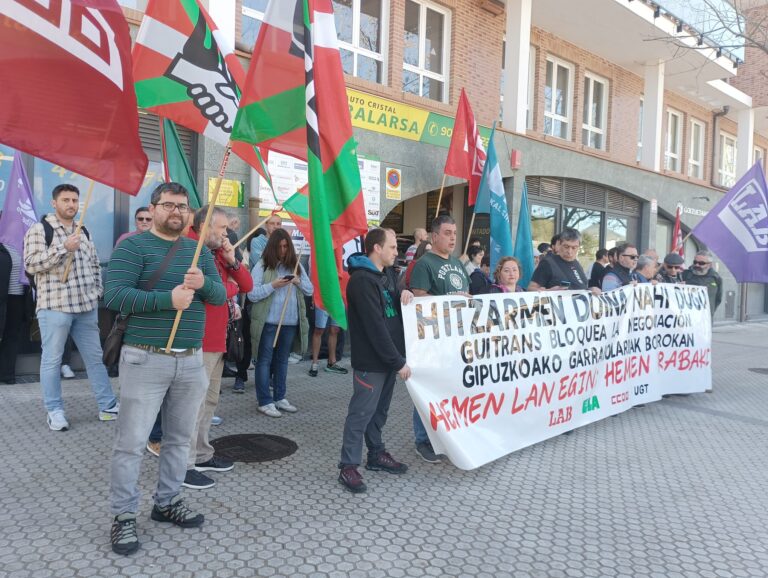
left=403, top=284, right=712, bottom=470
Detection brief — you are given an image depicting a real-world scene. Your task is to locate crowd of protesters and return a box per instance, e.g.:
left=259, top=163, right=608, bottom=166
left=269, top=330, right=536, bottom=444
left=0, top=181, right=724, bottom=555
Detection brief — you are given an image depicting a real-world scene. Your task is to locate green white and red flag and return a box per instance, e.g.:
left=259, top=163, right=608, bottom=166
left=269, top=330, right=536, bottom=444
left=232, top=0, right=368, bottom=329
left=132, top=0, right=270, bottom=183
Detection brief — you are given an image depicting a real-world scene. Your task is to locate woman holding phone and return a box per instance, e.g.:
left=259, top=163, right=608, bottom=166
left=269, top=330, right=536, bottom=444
left=247, top=229, right=313, bottom=417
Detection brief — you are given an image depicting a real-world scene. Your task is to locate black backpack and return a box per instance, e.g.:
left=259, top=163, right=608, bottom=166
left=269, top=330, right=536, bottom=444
left=25, top=217, right=90, bottom=289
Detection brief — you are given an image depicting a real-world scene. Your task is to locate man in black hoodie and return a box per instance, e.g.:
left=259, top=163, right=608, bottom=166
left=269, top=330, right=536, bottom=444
left=338, top=228, right=413, bottom=493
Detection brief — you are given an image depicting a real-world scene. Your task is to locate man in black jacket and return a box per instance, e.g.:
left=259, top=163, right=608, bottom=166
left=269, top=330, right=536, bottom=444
left=338, top=228, right=413, bottom=493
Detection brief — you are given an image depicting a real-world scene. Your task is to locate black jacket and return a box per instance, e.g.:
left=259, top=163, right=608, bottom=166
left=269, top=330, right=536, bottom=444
left=0, top=244, right=10, bottom=337
left=346, top=253, right=406, bottom=373
left=682, top=268, right=723, bottom=316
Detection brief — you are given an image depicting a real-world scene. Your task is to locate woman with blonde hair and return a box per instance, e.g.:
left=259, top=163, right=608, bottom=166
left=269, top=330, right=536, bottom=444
left=489, top=257, right=525, bottom=293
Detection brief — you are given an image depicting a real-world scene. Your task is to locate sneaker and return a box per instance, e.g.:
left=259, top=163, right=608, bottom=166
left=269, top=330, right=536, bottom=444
left=338, top=465, right=367, bottom=494
left=325, top=362, right=349, bottom=375
left=221, top=365, right=238, bottom=378
left=111, top=513, right=139, bottom=555
left=60, top=364, right=75, bottom=379
left=181, top=470, right=215, bottom=490
left=211, top=415, right=223, bottom=426
left=308, top=364, right=319, bottom=377
left=146, top=441, right=161, bottom=457
left=275, top=398, right=298, bottom=413
left=47, top=410, right=69, bottom=431
left=195, top=456, right=234, bottom=472
left=257, top=403, right=282, bottom=418
left=415, top=442, right=443, bottom=463
left=150, top=495, right=204, bottom=527
left=287, top=352, right=302, bottom=365
left=232, top=377, right=245, bottom=393
left=99, top=401, right=120, bottom=422
left=366, top=451, right=408, bottom=474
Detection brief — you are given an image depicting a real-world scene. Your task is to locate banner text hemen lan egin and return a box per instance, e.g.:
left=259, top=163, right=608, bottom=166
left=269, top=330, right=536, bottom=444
left=403, top=285, right=712, bottom=470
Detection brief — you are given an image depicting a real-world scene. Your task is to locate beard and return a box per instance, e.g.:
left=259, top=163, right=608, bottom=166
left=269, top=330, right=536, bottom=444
left=155, top=215, right=184, bottom=236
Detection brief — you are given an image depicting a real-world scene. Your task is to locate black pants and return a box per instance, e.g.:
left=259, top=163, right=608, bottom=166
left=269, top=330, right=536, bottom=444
left=339, top=369, right=397, bottom=466
left=0, top=294, right=25, bottom=381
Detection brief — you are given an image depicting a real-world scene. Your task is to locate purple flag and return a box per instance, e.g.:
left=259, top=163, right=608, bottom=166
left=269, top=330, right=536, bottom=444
left=0, top=155, right=38, bottom=285
left=692, top=162, right=768, bottom=282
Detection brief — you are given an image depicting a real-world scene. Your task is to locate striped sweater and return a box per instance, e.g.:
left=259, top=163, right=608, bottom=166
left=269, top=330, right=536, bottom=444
left=104, top=232, right=226, bottom=349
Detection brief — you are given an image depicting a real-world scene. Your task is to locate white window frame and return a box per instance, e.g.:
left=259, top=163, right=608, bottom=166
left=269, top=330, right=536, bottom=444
left=719, top=132, right=737, bottom=187
left=637, top=97, right=643, bottom=162
left=527, top=46, right=536, bottom=130
left=336, top=0, right=389, bottom=85
left=688, top=119, right=704, bottom=179
left=664, top=109, right=683, bottom=172
left=402, top=0, right=451, bottom=102
left=543, top=55, right=573, bottom=140
left=582, top=72, right=608, bottom=150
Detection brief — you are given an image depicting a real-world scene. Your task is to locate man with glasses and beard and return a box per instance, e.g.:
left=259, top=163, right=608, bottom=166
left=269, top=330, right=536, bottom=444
left=683, top=250, right=722, bottom=318
left=104, top=183, right=226, bottom=556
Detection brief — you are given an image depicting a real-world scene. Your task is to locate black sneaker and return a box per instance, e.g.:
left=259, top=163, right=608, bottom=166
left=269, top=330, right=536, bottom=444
left=308, top=364, right=319, bottom=377
left=366, top=451, right=408, bottom=474
left=338, top=465, right=367, bottom=493
left=233, top=377, right=245, bottom=393
left=182, top=469, right=215, bottom=490
left=111, top=512, right=139, bottom=555
left=150, top=495, right=204, bottom=528
left=195, top=456, right=234, bottom=472
left=415, top=442, right=443, bottom=463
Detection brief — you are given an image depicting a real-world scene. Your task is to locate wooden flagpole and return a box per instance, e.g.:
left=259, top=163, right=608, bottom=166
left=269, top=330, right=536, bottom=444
left=60, top=179, right=95, bottom=283
left=165, top=144, right=232, bottom=352
left=433, top=174, right=448, bottom=221
left=272, top=234, right=306, bottom=348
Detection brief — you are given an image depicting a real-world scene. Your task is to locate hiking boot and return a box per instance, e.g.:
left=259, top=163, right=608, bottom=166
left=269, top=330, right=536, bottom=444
left=182, top=469, right=215, bottom=490
left=415, top=442, right=443, bottom=463
left=338, top=465, right=367, bottom=493
left=325, top=362, right=348, bottom=374
left=60, top=364, right=75, bottom=379
left=195, top=456, right=234, bottom=472
left=308, top=364, right=319, bottom=377
left=233, top=377, right=245, bottom=393
left=99, top=401, right=120, bottom=421
left=150, top=495, right=204, bottom=527
left=47, top=410, right=69, bottom=431
left=146, top=441, right=161, bottom=457
left=111, top=512, right=139, bottom=555
left=257, top=403, right=282, bottom=418
left=366, top=451, right=408, bottom=474
left=275, top=398, right=298, bottom=413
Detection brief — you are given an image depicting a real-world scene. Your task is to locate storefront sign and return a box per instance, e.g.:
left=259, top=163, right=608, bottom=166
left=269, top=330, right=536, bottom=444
left=385, top=167, right=401, bottom=201
left=403, top=285, right=712, bottom=470
left=210, top=178, right=245, bottom=208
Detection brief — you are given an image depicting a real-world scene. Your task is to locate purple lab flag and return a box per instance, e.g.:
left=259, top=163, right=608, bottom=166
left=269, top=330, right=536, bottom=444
left=0, top=155, right=38, bottom=285
left=691, top=162, right=768, bottom=282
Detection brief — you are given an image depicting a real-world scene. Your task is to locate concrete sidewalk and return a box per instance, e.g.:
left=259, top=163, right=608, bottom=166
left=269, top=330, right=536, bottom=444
left=1, top=324, right=768, bottom=577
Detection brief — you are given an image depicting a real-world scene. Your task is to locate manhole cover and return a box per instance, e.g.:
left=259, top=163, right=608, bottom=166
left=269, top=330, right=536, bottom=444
left=748, top=368, right=768, bottom=375
left=211, top=434, right=297, bottom=463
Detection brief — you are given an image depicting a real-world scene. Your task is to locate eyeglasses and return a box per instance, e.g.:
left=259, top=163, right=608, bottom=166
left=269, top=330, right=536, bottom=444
left=622, top=254, right=639, bottom=260
left=153, top=202, right=190, bottom=213
left=136, top=217, right=152, bottom=222
left=693, top=260, right=711, bottom=266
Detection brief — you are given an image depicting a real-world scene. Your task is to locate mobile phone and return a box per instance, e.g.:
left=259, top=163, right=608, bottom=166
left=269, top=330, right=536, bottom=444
left=559, top=281, right=571, bottom=288
left=282, top=274, right=295, bottom=281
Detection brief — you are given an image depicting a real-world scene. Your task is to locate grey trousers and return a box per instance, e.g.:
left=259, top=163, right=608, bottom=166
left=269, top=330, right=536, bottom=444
left=339, top=369, right=397, bottom=466
left=110, top=346, right=207, bottom=515
left=187, top=352, right=225, bottom=469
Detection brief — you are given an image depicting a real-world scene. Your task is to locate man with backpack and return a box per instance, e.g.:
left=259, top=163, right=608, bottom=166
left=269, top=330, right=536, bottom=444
left=23, top=183, right=119, bottom=432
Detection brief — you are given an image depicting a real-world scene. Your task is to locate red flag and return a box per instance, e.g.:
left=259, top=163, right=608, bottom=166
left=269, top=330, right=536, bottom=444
left=671, top=206, right=685, bottom=256
left=0, top=0, right=148, bottom=194
left=444, top=89, right=487, bottom=206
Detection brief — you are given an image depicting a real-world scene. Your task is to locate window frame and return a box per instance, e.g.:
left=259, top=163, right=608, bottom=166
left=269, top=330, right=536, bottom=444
left=402, top=0, right=451, bottom=103
left=718, top=131, right=737, bottom=187
left=637, top=97, right=643, bottom=162
left=664, top=108, right=683, bottom=173
left=336, top=0, right=389, bottom=85
left=688, top=118, right=705, bottom=179
left=241, top=1, right=267, bottom=51
left=582, top=71, right=609, bottom=151
left=543, top=55, right=574, bottom=141
left=754, top=145, right=765, bottom=168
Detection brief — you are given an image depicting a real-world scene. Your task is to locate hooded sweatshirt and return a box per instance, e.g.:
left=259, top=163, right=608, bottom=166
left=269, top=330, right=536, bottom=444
left=346, top=253, right=406, bottom=373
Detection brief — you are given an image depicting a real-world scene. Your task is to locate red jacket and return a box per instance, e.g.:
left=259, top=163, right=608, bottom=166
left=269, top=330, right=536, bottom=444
left=187, top=229, right=253, bottom=352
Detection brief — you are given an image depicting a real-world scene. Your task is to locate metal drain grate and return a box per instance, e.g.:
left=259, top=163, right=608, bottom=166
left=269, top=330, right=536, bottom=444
left=211, top=434, right=298, bottom=463
left=748, top=368, right=768, bottom=375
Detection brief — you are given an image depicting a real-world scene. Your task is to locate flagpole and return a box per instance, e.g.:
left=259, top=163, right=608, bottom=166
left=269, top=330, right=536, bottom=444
left=165, top=143, right=232, bottom=352
left=433, top=174, right=448, bottom=221
left=463, top=212, right=477, bottom=255
left=272, top=234, right=306, bottom=348
left=232, top=210, right=282, bottom=250
left=60, top=179, right=95, bottom=283
left=159, top=117, right=171, bottom=182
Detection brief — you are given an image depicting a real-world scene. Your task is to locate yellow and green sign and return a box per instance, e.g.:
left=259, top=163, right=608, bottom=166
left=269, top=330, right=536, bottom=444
left=210, top=178, right=245, bottom=208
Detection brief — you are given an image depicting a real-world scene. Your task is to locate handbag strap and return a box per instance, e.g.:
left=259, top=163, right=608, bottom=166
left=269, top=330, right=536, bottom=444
left=140, top=237, right=184, bottom=291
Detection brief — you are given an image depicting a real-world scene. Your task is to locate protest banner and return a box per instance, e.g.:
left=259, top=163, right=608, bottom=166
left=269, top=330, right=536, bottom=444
left=403, top=285, right=712, bottom=470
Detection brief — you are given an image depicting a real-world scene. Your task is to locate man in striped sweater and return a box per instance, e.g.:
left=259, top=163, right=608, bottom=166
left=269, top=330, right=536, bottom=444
left=104, top=182, right=226, bottom=556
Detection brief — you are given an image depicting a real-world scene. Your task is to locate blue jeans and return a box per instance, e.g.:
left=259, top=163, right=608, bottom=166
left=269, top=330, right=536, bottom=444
left=37, top=308, right=116, bottom=413
left=255, top=323, right=297, bottom=406
left=413, top=407, right=429, bottom=445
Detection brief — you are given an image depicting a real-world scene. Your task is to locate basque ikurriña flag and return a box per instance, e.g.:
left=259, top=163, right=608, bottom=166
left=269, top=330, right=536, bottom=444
left=0, top=0, right=147, bottom=193
left=132, top=0, right=270, bottom=181
left=692, top=162, right=768, bottom=283
left=232, top=0, right=368, bottom=329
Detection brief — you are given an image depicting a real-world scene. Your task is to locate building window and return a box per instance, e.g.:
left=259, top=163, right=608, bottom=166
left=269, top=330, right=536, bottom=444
left=582, top=73, right=608, bottom=150
left=754, top=145, right=765, bottom=168
left=403, top=0, right=450, bottom=102
left=664, top=109, right=682, bottom=172
left=544, top=56, right=573, bottom=140
left=719, top=132, right=737, bottom=187
left=688, top=119, right=704, bottom=179
left=241, top=0, right=268, bottom=51
left=637, top=98, right=643, bottom=162
left=334, top=0, right=387, bottom=84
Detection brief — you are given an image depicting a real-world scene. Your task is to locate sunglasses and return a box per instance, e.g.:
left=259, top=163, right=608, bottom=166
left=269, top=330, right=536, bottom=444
left=136, top=217, right=152, bottom=222
left=693, top=260, right=710, bottom=266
